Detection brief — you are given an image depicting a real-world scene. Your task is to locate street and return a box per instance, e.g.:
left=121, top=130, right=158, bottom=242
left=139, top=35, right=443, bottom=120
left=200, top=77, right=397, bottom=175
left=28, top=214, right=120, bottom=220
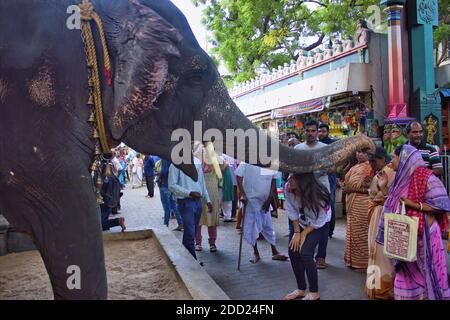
left=115, top=184, right=369, bottom=300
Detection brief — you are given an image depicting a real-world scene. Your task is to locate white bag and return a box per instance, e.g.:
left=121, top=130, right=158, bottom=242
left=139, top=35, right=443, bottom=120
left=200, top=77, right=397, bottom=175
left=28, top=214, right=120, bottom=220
left=383, top=201, right=419, bottom=262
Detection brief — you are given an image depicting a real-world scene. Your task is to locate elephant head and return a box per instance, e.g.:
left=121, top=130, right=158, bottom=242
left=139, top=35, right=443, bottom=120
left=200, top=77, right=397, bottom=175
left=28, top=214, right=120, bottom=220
left=99, top=0, right=375, bottom=179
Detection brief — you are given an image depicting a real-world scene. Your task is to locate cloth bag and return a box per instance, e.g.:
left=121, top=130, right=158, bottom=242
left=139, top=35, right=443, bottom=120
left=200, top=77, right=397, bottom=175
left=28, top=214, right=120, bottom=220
left=383, top=201, right=419, bottom=262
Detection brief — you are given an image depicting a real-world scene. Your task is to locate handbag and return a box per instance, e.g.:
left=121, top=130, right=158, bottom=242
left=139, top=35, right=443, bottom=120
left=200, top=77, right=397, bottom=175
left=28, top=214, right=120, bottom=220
left=383, top=201, right=419, bottom=262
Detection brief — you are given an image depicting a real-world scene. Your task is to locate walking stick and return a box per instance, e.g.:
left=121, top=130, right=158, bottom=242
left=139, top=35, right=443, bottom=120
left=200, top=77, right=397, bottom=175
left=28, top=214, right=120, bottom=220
left=237, top=201, right=246, bottom=271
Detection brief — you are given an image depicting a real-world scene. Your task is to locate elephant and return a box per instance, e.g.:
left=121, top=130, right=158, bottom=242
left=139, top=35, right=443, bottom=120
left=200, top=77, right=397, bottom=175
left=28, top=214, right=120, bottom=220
left=0, top=0, right=374, bottom=299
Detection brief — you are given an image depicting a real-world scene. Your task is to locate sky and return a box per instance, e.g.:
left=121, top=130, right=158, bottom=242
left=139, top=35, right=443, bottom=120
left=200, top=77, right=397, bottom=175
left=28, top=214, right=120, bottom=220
left=170, top=0, right=208, bottom=51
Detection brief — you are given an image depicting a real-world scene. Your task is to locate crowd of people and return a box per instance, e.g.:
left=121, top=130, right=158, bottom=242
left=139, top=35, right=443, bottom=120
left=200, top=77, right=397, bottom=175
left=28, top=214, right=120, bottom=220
left=97, top=119, right=449, bottom=300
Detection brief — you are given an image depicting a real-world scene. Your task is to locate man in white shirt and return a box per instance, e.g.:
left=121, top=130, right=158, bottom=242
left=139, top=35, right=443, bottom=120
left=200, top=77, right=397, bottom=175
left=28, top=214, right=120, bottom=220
left=169, top=156, right=212, bottom=260
left=236, top=163, right=288, bottom=264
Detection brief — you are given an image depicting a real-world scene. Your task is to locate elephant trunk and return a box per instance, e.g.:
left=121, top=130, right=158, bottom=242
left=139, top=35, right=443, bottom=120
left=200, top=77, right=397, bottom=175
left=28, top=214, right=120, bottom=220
left=200, top=78, right=375, bottom=172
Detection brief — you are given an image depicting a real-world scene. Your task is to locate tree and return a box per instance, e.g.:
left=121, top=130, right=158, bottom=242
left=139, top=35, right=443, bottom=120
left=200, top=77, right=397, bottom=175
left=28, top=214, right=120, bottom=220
left=434, top=0, right=449, bottom=67
left=192, top=0, right=380, bottom=82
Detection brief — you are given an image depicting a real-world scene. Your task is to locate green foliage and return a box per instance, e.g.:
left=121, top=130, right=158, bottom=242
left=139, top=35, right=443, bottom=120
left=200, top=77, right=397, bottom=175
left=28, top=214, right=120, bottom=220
left=192, top=0, right=380, bottom=82
left=434, top=0, right=449, bottom=65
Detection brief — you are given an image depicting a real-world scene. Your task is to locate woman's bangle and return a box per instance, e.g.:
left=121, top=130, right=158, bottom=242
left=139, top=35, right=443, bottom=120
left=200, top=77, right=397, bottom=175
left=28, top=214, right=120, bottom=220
left=294, top=231, right=301, bottom=234
left=418, top=202, right=423, bottom=211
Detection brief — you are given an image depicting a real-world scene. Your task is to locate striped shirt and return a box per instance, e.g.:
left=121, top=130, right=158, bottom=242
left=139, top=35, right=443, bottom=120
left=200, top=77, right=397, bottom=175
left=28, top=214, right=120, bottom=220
left=412, top=143, right=443, bottom=170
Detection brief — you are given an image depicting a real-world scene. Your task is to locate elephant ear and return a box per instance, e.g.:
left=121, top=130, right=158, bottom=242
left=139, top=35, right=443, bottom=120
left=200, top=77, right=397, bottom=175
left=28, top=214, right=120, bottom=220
left=106, top=0, right=181, bottom=140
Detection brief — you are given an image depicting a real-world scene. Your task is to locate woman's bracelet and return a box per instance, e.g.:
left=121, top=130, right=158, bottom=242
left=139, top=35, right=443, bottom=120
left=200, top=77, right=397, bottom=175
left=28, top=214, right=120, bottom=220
left=418, top=202, right=423, bottom=211
left=294, top=231, right=301, bottom=234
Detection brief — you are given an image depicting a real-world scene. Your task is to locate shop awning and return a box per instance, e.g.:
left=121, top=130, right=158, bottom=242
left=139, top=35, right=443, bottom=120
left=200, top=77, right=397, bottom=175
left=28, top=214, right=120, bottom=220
left=247, top=111, right=272, bottom=122
left=270, top=98, right=324, bottom=119
left=233, top=63, right=371, bottom=116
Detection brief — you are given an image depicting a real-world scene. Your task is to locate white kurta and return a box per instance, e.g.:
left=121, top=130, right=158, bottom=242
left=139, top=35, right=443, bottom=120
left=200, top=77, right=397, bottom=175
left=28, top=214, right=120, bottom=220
left=235, top=163, right=279, bottom=246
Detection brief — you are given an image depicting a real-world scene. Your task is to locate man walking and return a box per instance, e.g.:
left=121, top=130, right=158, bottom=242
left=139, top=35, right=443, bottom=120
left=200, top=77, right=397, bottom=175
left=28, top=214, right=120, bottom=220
left=318, top=123, right=338, bottom=239
left=169, top=154, right=213, bottom=260
left=158, top=159, right=184, bottom=231
left=236, top=163, right=288, bottom=264
left=295, top=120, right=333, bottom=269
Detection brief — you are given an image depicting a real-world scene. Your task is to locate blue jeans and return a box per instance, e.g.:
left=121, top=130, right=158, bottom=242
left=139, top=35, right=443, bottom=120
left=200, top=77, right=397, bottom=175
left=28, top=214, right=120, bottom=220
left=159, top=186, right=183, bottom=226
left=177, top=198, right=202, bottom=259
left=316, top=222, right=330, bottom=260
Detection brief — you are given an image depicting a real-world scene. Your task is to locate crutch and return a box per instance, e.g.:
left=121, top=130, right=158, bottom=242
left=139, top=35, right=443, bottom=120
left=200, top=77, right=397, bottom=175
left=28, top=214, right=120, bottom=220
left=237, top=201, right=246, bottom=271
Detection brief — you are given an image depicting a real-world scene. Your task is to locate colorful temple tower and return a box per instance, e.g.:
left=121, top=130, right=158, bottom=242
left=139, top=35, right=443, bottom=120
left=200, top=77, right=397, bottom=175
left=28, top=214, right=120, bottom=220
left=381, top=0, right=442, bottom=146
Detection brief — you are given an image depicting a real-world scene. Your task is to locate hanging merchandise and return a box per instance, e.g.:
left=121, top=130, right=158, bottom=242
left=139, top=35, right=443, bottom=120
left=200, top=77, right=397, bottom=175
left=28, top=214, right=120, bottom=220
left=296, top=120, right=303, bottom=129
left=319, top=112, right=330, bottom=124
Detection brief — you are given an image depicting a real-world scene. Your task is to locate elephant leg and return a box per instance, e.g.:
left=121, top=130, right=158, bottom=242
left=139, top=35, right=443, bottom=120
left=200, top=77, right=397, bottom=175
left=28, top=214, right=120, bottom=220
left=0, top=171, right=107, bottom=299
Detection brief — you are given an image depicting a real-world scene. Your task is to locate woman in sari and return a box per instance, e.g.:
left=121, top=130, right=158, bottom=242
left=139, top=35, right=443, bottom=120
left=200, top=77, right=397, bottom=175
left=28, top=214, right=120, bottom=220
left=377, top=144, right=450, bottom=300
left=365, top=147, right=396, bottom=299
left=194, top=143, right=221, bottom=252
left=343, top=148, right=374, bottom=272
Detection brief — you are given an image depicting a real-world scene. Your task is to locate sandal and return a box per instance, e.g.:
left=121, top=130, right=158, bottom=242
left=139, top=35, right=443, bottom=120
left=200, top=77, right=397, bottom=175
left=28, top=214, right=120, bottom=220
left=210, top=245, right=217, bottom=252
left=302, top=293, right=320, bottom=300
left=315, top=258, right=328, bottom=269
left=282, top=289, right=305, bottom=300
left=272, top=254, right=288, bottom=261
left=195, top=245, right=202, bottom=251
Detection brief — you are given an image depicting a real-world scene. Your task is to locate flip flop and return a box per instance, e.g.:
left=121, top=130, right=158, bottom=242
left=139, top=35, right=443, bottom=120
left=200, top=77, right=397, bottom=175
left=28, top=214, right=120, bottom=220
left=282, top=289, right=306, bottom=300
left=272, top=254, right=288, bottom=261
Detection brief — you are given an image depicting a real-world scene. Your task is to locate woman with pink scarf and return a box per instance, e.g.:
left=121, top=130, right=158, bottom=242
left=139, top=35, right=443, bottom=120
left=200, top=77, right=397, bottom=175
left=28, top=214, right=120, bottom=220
left=376, top=144, right=450, bottom=300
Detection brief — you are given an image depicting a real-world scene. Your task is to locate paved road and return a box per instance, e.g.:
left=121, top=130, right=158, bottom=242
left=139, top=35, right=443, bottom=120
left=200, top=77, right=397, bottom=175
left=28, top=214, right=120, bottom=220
left=114, top=184, right=450, bottom=300
left=115, top=184, right=369, bottom=300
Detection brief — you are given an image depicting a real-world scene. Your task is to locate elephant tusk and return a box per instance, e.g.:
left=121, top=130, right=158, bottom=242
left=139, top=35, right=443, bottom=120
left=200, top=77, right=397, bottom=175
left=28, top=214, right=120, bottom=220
left=205, top=141, right=222, bottom=180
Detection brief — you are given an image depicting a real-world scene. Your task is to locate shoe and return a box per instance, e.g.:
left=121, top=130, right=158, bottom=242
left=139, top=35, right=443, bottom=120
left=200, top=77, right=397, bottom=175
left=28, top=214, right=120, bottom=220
left=302, top=293, right=320, bottom=300
left=173, top=224, right=183, bottom=231
left=282, top=289, right=306, bottom=300
left=195, top=245, right=202, bottom=251
left=223, top=219, right=235, bottom=223
left=210, top=245, right=217, bottom=252
left=315, top=257, right=328, bottom=269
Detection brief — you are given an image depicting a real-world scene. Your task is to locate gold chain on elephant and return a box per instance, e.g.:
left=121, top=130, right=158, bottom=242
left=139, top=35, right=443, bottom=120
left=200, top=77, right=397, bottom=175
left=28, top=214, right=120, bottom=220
left=79, top=0, right=113, bottom=204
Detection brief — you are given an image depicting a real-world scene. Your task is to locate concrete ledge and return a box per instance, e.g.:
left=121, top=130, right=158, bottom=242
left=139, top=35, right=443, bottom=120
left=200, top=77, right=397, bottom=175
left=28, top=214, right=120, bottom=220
left=7, top=228, right=36, bottom=253
left=123, top=227, right=230, bottom=300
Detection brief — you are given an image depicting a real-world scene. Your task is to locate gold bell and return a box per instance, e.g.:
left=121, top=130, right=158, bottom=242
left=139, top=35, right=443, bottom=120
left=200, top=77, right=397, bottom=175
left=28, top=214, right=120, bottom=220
left=94, top=142, right=102, bottom=156
left=90, top=161, right=99, bottom=172
left=88, top=77, right=94, bottom=88
left=96, top=192, right=104, bottom=205
left=96, top=174, right=103, bottom=188
left=87, top=94, right=94, bottom=106
left=92, top=128, right=100, bottom=139
left=103, top=163, right=114, bottom=177
left=88, top=111, right=96, bottom=123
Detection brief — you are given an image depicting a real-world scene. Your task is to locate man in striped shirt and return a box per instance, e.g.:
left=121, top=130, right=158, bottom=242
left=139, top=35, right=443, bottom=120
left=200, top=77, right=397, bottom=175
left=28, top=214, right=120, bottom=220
left=406, top=121, right=443, bottom=176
